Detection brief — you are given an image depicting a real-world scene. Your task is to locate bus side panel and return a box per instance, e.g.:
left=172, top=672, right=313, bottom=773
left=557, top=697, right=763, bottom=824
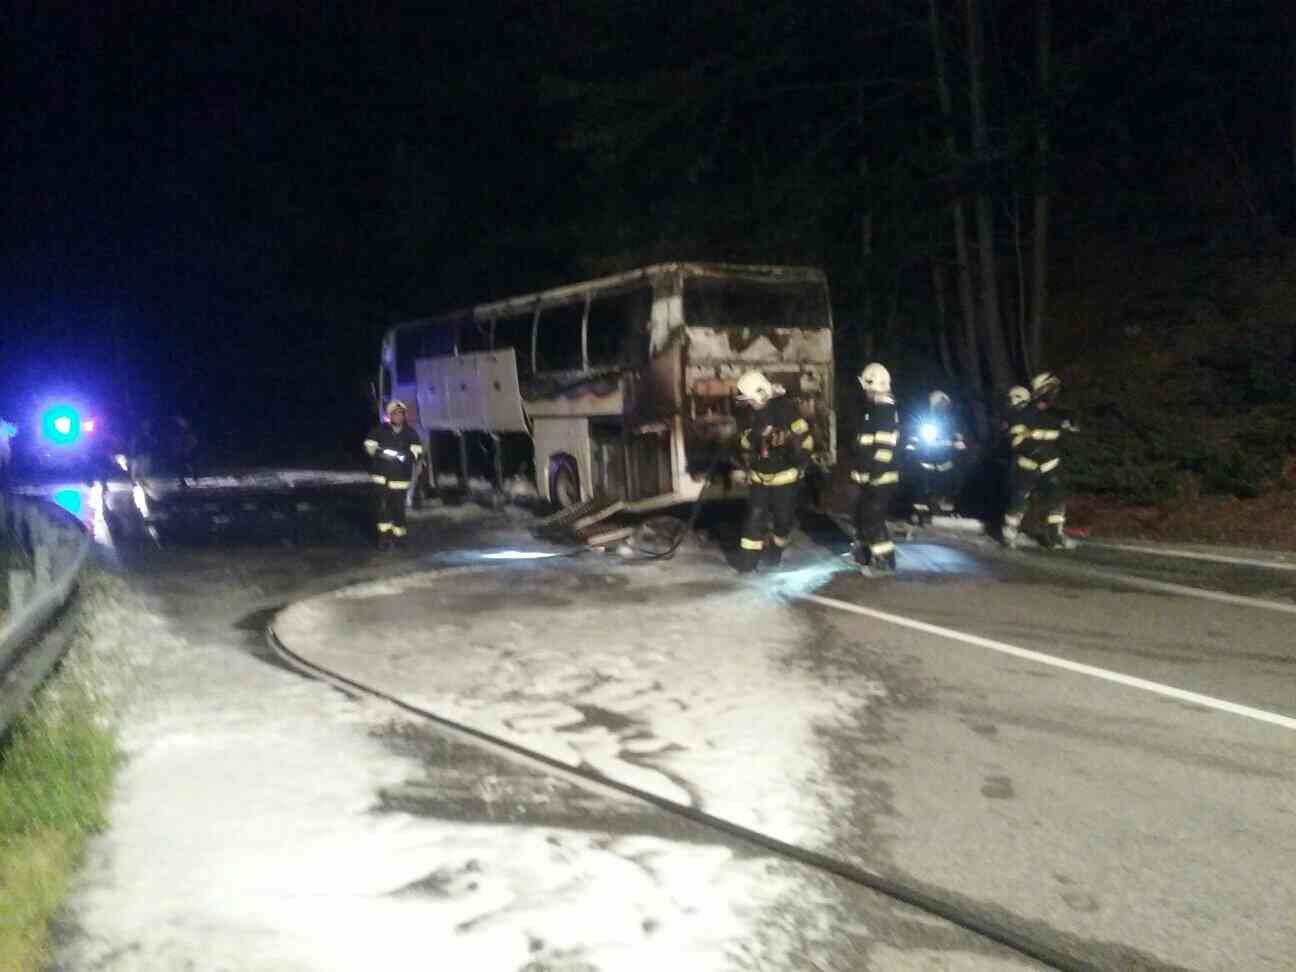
left=414, top=353, right=529, bottom=433
left=531, top=417, right=593, bottom=503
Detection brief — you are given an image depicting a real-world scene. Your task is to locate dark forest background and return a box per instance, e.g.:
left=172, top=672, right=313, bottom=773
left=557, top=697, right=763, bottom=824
left=5, top=1, right=1295, bottom=501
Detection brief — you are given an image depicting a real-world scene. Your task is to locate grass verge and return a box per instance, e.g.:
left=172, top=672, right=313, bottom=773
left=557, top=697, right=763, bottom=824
left=0, top=576, right=121, bottom=972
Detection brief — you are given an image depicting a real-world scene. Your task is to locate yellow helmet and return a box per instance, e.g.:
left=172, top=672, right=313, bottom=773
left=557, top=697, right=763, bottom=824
left=1007, top=386, right=1030, bottom=409
left=385, top=399, right=408, bottom=417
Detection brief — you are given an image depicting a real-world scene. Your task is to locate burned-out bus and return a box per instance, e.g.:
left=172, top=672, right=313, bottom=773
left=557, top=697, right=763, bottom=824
left=377, top=262, right=835, bottom=509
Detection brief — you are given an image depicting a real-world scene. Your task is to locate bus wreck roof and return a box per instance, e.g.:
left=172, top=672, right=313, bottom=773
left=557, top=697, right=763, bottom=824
left=387, top=262, right=828, bottom=333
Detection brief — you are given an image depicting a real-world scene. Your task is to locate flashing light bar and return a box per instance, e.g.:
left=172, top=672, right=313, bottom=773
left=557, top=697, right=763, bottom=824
left=42, top=405, right=83, bottom=445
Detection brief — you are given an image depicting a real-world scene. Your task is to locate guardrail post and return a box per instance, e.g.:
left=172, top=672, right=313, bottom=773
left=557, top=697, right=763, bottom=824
left=0, top=494, right=93, bottom=735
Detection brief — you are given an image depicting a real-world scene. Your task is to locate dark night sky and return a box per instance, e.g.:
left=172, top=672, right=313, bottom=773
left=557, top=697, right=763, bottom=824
left=3, top=1, right=1292, bottom=460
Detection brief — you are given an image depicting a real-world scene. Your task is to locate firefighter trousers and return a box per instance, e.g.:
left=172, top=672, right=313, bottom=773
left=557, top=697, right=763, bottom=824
left=912, top=462, right=958, bottom=521
left=737, top=481, right=800, bottom=571
left=854, top=481, right=897, bottom=570
left=373, top=476, right=410, bottom=540
left=1005, top=463, right=1066, bottom=545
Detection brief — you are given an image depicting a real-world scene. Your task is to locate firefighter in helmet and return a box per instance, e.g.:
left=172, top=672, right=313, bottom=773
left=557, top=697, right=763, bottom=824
left=364, top=400, right=424, bottom=548
left=1002, top=372, right=1074, bottom=549
left=851, top=363, right=901, bottom=573
left=733, top=369, right=813, bottom=572
left=904, top=389, right=966, bottom=525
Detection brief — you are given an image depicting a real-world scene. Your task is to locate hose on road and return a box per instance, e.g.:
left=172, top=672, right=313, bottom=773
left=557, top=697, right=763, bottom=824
left=618, top=450, right=728, bottom=562
left=268, top=616, right=1109, bottom=972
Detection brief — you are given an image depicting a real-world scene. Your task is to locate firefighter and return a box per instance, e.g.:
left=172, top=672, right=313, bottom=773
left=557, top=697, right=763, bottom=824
left=1002, top=372, right=1073, bottom=549
left=851, top=363, right=901, bottom=573
left=363, top=400, right=424, bottom=548
left=734, top=369, right=813, bottom=573
left=904, top=389, right=966, bottom=525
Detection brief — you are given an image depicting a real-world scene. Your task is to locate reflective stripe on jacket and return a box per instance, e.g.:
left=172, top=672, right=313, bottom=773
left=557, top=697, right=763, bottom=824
left=853, top=397, right=900, bottom=488
left=365, top=422, right=424, bottom=484
left=737, top=394, right=811, bottom=484
left=1009, top=402, right=1064, bottom=472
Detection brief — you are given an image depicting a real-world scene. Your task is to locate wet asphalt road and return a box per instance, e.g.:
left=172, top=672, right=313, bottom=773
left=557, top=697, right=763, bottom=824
left=799, top=536, right=1295, bottom=971
left=38, top=476, right=1296, bottom=970
left=64, top=482, right=1045, bottom=969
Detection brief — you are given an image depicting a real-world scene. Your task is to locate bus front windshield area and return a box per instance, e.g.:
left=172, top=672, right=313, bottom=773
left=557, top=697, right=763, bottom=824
left=683, top=276, right=830, bottom=331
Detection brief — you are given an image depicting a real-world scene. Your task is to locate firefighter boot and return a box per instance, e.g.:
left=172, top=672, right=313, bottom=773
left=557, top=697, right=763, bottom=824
left=735, top=546, right=760, bottom=574
left=1043, top=523, right=1075, bottom=550
left=1040, top=512, right=1067, bottom=550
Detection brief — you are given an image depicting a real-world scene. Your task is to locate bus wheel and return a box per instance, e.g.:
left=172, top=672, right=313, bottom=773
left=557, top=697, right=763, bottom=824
left=549, top=456, right=581, bottom=508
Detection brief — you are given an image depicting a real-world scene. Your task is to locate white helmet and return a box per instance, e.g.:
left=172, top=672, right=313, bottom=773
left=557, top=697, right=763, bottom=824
left=385, top=399, right=408, bottom=417
left=929, top=389, right=951, bottom=409
left=735, top=370, right=776, bottom=407
left=858, top=362, right=891, bottom=397
left=1007, top=385, right=1030, bottom=409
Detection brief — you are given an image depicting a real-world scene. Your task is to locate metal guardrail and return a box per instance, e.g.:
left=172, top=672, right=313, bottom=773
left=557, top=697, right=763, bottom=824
left=0, top=491, right=92, bottom=733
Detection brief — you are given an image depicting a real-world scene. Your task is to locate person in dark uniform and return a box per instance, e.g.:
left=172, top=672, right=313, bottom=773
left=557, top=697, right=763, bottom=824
left=851, top=362, right=901, bottom=573
left=734, top=369, right=813, bottom=573
left=904, top=389, right=967, bottom=524
left=363, top=400, right=424, bottom=548
left=1003, top=371, right=1074, bottom=549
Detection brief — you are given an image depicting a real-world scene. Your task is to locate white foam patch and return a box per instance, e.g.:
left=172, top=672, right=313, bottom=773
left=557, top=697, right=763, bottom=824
left=62, top=571, right=846, bottom=970
left=276, top=554, right=872, bottom=849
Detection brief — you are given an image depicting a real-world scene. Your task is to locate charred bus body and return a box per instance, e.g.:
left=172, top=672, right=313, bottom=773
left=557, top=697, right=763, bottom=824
left=378, top=262, right=835, bottom=509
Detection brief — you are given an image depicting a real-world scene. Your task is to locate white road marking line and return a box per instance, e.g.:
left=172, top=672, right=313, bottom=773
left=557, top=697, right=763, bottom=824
left=1024, top=556, right=1296, bottom=616
left=794, top=592, right=1296, bottom=732
left=1084, top=540, right=1296, bottom=573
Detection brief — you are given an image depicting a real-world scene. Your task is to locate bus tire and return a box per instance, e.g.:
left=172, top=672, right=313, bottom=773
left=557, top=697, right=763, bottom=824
left=549, top=455, right=581, bottom=508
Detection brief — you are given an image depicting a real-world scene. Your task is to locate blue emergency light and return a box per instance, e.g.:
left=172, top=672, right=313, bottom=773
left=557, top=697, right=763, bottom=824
left=53, top=488, right=83, bottom=516
left=42, top=405, right=83, bottom=445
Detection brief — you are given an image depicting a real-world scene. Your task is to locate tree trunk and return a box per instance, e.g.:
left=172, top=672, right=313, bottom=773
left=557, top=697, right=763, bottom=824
left=928, top=0, right=988, bottom=438
left=1288, top=21, right=1296, bottom=231
left=1012, top=190, right=1031, bottom=374
left=859, top=155, right=877, bottom=364
left=930, top=254, right=956, bottom=379
left=964, top=0, right=1014, bottom=392
left=1030, top=0, right=1051, bottom=373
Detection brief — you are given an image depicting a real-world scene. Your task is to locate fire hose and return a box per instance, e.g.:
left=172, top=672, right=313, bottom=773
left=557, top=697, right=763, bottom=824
left=267, top=599, right=1107, bottom=972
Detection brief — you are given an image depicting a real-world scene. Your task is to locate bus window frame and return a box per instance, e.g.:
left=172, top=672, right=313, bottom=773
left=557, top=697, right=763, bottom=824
left=585, top=284, right=655, bottom=370
left=530, top=306, right=540, bottom=375
left=532, top=294, right=591, bottom=377
left=490, top=311, right=537, bottom=377
left=580, top=294, right=590, bottom=370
